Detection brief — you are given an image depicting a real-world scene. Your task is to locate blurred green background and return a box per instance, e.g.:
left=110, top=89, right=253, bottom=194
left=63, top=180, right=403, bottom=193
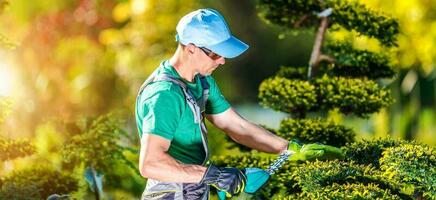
left=0, top=0, right=435, bottom=199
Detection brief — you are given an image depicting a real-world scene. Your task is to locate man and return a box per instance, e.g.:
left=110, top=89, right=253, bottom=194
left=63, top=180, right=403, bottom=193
left=135, top=8, right=343, bottom=200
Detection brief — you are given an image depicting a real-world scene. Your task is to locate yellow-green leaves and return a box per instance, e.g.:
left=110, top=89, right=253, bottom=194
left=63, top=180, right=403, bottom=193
left=259, top=77, right=317, bottom=117
left=259, top=75, right=393, bottom=118
left=257, top=0, right=399, bottom=46
left=0, top=137, right=36, bottom=161
left=380, top=143, right=436, bottom=199
left=0, top=166, right=78, bottom=199
left=61, top=114, right=133, bottom=172
left=278, top=118, right=355, bottom=147
left=323, top=41, right=395, bottom=79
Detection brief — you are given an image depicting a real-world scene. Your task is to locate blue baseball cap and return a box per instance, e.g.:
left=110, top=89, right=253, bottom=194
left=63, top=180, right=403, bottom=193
left=176, top=8, right=249, bottom=58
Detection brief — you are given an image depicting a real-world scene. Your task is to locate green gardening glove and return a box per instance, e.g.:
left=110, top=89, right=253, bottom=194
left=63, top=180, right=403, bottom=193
left=287, top=140, right=344, bottom=162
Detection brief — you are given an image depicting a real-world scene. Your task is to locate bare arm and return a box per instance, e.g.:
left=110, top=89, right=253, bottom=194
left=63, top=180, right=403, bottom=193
left=206, top=107, right=288, bottom=154
left=139, top=133, right=207, bottom=183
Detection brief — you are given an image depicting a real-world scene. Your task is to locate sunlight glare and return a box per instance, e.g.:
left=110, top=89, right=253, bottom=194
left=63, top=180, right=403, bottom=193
left=0, top=60, right=15, bottom=97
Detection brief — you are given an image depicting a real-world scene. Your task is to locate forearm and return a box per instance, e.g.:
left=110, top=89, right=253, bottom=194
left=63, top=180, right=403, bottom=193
left=225, top=119, right=288, bottom=154
left=140, top=152, right=206, bottom=183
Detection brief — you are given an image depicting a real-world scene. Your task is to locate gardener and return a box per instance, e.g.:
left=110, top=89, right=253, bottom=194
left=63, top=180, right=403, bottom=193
left=135, top=8, right=343, bottom=200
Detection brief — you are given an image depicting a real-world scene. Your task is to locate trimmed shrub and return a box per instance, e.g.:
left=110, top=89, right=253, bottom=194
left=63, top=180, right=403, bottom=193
left=258, top=0, right=398, bottom=46
left=259, top=77, right=317, bottom=117
left=323, top=41, right=395, bottom=79
left=315, top=75, right=393, bottom=118
left=342, top=138, right=406, bottom=167
left=278, top=118, right=355, bottom=147
left=0, top=166, right=79, bottom=199
left=380, top=144, right=436, bottom=199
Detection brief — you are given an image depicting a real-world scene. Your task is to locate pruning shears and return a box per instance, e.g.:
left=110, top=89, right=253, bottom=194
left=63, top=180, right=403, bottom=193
left=218, top=150, right=295, bottom=200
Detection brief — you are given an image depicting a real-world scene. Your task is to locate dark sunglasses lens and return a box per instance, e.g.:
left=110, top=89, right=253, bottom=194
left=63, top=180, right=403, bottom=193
left=200, top=47, right=221, bottom=60
left=210, top=53, right=222, bottom=60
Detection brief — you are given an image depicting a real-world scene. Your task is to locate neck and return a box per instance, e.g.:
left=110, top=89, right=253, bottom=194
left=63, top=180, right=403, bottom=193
left=169, top=46, right=197, bottom=82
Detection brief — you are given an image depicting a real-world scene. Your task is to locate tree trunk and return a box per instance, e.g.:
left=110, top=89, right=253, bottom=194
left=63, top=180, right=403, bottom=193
left=308, top=17, right=329, bottom=79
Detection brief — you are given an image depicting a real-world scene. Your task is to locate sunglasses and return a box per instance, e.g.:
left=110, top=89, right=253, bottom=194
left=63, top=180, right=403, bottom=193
left=199, top=47, right=222, bottom=60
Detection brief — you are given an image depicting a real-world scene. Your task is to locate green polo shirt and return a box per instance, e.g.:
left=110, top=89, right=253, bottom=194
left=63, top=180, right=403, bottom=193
left=135, top=60, right=230, bottom=165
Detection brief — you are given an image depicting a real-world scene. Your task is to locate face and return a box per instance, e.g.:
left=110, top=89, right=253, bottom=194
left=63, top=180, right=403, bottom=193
left=194, top=46, right=226, bottom=76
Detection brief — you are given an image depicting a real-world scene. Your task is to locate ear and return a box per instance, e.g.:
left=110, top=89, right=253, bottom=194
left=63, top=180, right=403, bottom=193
left=184, top=43, right=196, bottom=55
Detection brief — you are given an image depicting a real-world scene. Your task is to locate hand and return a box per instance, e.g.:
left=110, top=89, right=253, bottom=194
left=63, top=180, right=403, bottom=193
left=287, top=140, right=344, bottom=162
left=200, top=164, right=246, bottom=198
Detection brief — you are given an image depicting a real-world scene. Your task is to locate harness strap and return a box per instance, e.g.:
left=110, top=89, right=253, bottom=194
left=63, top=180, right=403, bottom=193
left=154, top=74, right=202, bottom=124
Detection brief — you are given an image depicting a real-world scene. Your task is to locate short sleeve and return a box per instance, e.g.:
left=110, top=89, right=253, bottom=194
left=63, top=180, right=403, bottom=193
left=205, top=76, right=230, bottom=114
left=140, top=88, right=184, bottom=140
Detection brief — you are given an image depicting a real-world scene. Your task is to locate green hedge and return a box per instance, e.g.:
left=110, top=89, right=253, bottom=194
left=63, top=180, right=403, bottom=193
left=214, top=139, right=435, bottom=199
left=315, top=75, right=393, bottom=118
left=257, top=0, right=399, bottom=46
left=278, top=118, right=355, bottom=147
left=259, top=76, right=393, bottom=117
left=0, top=166, right=79, bottom=199
left=380, top=144, right=436, bottom=199
left=276, top=183, right=402, bottom=200
left=342, top=138, right=406, bottom=168
left=323, top=41, right=395, bottom=79
left=283, top=160, right=407, bottom=199
left=259, top=77, right=317, bottom=117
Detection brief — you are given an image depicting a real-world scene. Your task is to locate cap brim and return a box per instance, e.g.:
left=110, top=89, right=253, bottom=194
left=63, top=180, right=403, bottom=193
left=206, top=36, right=249, bottom=59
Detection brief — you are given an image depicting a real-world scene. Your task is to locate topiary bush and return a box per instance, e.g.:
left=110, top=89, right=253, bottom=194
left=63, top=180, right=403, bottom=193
left=218, top=0, right=436, bottom=199
left=278, top=118, right=355, bottom=147
left=259, top=77, right=317, bottom=117
left=0, top=166, right=79, bottom=200
left=380, top=143, right=436, bottom=199
left=323, top=41, right=395, bottom=79
left=342, top=138, right=406, bottom=167
left=257, top=0, right=399, bottom=46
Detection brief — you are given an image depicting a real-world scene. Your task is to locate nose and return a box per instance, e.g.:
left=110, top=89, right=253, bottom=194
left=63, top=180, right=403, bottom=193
left=216, top=57, right=225, bottom=65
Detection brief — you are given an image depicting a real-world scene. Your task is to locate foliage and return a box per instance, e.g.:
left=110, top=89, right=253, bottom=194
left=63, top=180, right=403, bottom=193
left=259, top=75, right=393, bottom=117
left=342, top=138, right=406, bottom=167
left=278, top=118, right=355, bottom=147
left=257, top=0, right=399, bottom=46
left=61, top=114, right=135, bottom=173
left=0, top=98, right=36, bottom=161
left=350, top=0, right=436, bottom=74
left=212, top=139, right=434, bottom=199
left=275, top=183, right=402, bottom=200
left=0, top=137, right=36, bottom=161
left=315, top=75, right=393, bottom=118
left=0, top=97, right=12, bottom=125
left=323, top=41, right=395, bottom=79
left=380, top=143, right=436, bottom=199
left=0, top=166, right=79, bottom=199
left=246, top=0, right=435, bottom=199
left=288, top=160, right=405, bottom=199
left=275, top=66, right=308, bottom=80
left=259, top=77, right=317, bottom=117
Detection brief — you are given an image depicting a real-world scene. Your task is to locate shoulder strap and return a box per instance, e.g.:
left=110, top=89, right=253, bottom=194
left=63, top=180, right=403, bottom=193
left=199, top=76, right=209, bottom=112
left=137, top=71, right=210, bottom=124
left=154, top=74, right=202, bottom=124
